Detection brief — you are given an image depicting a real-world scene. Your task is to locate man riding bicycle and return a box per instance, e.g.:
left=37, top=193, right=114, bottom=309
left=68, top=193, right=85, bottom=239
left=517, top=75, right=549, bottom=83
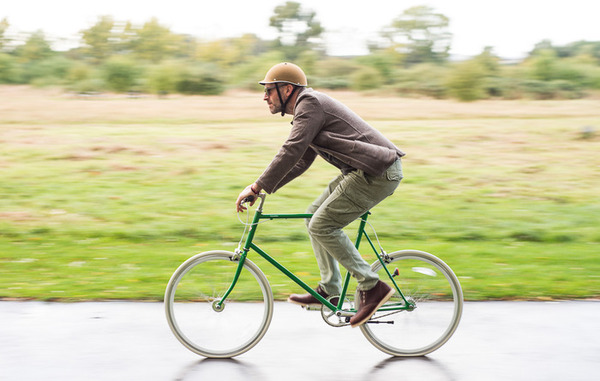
left=235, top=62, right=405, bottom=327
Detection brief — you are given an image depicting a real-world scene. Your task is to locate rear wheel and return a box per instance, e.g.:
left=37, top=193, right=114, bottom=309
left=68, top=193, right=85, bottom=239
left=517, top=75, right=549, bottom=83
left=165, top=251, right=273, bottom=358
left=360, top=250, right=463, bottom=356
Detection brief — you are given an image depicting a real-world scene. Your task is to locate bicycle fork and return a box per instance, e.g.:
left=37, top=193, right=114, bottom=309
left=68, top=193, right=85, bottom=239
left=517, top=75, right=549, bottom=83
left=215, top=195, right=266, bottom=310
left=213, top=249, right=247, bottom=311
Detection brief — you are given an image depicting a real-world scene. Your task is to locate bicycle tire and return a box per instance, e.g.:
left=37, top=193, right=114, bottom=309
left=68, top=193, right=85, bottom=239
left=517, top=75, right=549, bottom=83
left=165, top=251, right=274, bottom=358
left=360, top=250, right=463, bottom=356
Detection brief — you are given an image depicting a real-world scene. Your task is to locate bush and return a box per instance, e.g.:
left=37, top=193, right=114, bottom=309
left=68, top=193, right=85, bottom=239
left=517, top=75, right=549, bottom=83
left=564, top=62, right=600, bottom=89
left=175, top=66, right=225, bottom=95
left=394, top=80, right=446, bottom=98
left=68, top=78, right=106, bottom=94
left=306, top=58, right=359, bottom=90
left=146, top=62, right=185, bottom=96
left=527, top=51, right=589, bottom=87
left=0, top=53, right=19, bottom=83
left=312, top=58, right=359, bottom=90
left=393, top=64, right=448, bottom=98
left=64, top=62, right=105, bottom=93
left=445, top=60, right=486, bottom=101
left=102, top=57, right=142, bottom=93
left=520, top=79, right=584, bottom=100
left=520, top=80, right=554, bottom=99
left=67, top=62, right=95, bottom=83
left=482, top=76, right=505, bottom=97
left=354, top=52, right=398, bottom=82
left=20, top=56, right=75, bottom=86
left=351, top=66, right=383, bottom=91
left=315, top=58, right=359, bottom=78
left=551, top=80, right=584, bottom=99
left=528, top=50, right=557, bottom=81
left=311, top=77, right=350, bottom=90
left=585, top=66, right=600, bottom=89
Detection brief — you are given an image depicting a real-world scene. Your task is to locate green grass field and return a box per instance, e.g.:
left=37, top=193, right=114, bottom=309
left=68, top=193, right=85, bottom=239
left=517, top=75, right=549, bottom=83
left=1, top=86, right=599, bottom=301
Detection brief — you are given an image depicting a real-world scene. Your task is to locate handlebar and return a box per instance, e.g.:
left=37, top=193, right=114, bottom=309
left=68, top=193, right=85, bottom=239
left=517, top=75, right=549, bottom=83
left=242, top=192, right=267, bottom=212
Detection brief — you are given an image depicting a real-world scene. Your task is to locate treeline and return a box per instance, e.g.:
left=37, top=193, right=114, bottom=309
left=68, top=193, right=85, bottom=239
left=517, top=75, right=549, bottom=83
left=1, top=4, right=600, bottom=100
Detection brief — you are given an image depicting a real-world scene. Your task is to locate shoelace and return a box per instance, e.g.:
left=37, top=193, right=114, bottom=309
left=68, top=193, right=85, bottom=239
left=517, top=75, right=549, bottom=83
left=360, top=290, right=367, bottom=308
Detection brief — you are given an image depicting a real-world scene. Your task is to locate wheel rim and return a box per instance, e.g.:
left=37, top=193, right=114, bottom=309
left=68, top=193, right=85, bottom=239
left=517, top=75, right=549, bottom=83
left=165, top=252, right=273, bottom=358
left=360, top=250, right=463, bottom=356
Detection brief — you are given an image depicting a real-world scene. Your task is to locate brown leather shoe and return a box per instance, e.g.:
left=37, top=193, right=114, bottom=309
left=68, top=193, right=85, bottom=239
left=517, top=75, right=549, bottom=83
left=287, top=285, right=339, bottom=307
left=350, top=281, right=395, bottom=327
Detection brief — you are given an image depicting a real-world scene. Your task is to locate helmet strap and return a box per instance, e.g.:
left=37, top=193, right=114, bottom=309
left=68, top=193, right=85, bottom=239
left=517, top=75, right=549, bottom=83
left=275, top=84, right=298, bottom=117
left=275, top=85, right=285, bottom=116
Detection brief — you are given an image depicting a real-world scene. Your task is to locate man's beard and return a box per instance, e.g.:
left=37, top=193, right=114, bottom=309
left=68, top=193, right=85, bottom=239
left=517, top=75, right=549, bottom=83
left=269, top=102, right=283, bottom=115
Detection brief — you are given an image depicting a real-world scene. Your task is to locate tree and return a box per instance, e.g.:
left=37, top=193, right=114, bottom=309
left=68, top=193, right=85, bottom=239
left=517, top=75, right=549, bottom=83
left=194, top=34, right=266, bottom=68
left=14, top=30, right=53, bottom=62
left=530, top=39, right=600, bottom=64
left=0, top=18, right=9, bottom=51
left=195, top=39, right=237, bottom=68
left=378, top=6, right=451, bottom=66
left=474, top=46, right=500, bottom=75
left=529, top=49, right=558, bottom=81
left=130, top=18, right=182, bottom=62
left=227, top=51, right=286, bottom=90
left=80, top=15, right=115, bottom=63
left=269, top=1, right=324, bottom=61
left=115, top=21, right=137, bottom=54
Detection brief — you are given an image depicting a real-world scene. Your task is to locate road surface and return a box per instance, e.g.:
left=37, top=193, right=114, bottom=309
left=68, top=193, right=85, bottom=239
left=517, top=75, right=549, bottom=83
left=1, top=300, right=598, bottom=380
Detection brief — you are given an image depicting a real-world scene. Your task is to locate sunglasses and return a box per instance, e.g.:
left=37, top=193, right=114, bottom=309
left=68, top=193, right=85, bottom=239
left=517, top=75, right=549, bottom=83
left=264, top=85, right=281, bottom=96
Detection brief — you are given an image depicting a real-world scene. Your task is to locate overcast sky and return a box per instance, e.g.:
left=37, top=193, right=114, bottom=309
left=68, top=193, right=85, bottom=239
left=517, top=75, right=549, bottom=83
left=3, top=0, right=600, bottom=58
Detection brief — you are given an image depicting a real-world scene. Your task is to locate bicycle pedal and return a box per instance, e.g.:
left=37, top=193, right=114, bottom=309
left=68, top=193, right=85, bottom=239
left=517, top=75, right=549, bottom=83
left=301, top=305, right=321, bottom=311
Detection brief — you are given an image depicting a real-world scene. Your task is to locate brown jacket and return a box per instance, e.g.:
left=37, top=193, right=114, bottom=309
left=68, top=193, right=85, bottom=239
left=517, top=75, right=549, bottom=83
left=256, top=88, right=405, bottom=194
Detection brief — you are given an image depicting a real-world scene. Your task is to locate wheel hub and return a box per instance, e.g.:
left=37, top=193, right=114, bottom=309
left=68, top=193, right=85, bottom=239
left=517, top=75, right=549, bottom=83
left=212, top=299, right=225, bottom=312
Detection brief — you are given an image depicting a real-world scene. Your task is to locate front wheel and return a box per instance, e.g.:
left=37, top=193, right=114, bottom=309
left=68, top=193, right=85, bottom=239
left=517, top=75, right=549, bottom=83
left=164, top=251, right=274, bottom=358
left=360, top=250, right=463, bottom=356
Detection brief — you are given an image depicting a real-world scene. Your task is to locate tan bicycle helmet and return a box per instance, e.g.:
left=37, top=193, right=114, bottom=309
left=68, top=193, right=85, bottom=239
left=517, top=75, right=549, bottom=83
left=259, top=62, right=308, bottom=86
left=259, top=62, right=307, bottom=116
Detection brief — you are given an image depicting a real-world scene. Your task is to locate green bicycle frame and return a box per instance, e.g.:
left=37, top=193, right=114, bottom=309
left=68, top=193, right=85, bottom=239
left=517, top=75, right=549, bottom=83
left=219, top=194, right=412, bottom=313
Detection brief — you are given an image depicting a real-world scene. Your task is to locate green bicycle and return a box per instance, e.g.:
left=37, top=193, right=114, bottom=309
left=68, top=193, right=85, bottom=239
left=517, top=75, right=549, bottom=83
left=164, top=193, right=463, bottom=358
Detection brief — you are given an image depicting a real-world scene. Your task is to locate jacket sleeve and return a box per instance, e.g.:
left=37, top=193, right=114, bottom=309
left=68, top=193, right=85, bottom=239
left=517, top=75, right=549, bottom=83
left=269, top=147, right=317, bottom=193
left=255, top=96, right=324, bottom=193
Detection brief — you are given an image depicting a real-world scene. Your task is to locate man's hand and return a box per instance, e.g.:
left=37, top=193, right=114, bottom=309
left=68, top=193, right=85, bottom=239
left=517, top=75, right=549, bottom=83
left=235, top=183, right=262, bottom=212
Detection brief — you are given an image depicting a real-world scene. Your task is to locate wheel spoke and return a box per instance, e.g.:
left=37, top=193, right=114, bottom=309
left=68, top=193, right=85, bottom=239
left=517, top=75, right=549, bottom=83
left=360, top=250, right=463, bottom=356
left=165, top=251, right=273, bottom=358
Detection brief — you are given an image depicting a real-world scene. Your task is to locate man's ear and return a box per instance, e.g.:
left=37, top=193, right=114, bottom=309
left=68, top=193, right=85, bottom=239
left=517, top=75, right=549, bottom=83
left=285, top=84, right=294, bottom=97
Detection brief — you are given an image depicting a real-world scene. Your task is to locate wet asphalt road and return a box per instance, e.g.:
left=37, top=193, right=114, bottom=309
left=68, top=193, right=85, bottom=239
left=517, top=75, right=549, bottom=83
left=1, top=300, right=599, bottom=381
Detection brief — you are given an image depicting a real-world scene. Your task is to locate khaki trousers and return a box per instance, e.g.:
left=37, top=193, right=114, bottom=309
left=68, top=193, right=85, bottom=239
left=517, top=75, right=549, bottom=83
left=305, top=159, right=402, bottom=294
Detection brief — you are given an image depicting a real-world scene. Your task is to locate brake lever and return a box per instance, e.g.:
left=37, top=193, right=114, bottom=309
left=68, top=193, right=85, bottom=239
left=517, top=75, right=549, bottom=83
left=240, top=193, right=265, bottom=213
left=241, top=195, right=256, bottom=204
